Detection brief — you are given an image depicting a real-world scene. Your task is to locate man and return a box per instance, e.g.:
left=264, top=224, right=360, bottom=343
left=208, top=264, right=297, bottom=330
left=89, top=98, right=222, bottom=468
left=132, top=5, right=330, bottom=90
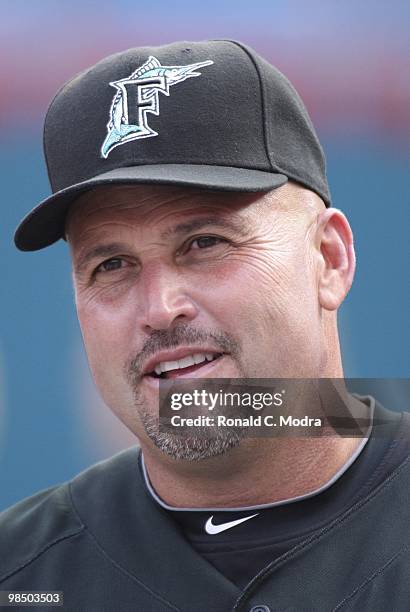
left=1, top=40, right=409, bottom=611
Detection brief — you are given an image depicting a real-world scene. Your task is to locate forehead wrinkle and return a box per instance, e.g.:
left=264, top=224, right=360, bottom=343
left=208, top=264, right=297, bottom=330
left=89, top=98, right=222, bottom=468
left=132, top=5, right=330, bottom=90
left=160, top=216, right=248, bottom=241
left=69, top=187, right=215, bottom=224
left=66, top=188, right=187, bottom=236
left=69, top=217, right=141, bottom=251
left=71, top=195, right=252, bottom=238
left=67, top=185, right=264, bottom=229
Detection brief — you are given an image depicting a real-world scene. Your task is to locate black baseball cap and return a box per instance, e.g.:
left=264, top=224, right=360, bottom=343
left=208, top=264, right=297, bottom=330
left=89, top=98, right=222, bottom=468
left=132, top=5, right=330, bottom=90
left=14, top=39, right=331, bottom=251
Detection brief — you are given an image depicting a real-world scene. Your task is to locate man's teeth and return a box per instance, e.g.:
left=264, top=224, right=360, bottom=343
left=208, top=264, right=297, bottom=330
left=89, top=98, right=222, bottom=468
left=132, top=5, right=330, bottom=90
left=153, top=353, right=218, bottom=376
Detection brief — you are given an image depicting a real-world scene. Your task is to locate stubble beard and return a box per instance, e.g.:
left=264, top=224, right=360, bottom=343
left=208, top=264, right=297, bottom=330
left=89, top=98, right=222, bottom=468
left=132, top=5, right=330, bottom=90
left=126, top=325, right=247, bottom=461
left=138, top=404, right=245, bottom=461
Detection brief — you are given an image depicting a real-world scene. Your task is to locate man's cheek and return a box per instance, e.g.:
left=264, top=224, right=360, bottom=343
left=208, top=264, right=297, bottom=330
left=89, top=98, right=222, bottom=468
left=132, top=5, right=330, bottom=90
left=78, top=317, right=122, bottom=380
left=77, top=293, right=136, bottom=341
left=225, top=247, right=298, bottom=292
left=88, top=353, right=133, bottom=415
left=76, top=281, right=136, bottom=314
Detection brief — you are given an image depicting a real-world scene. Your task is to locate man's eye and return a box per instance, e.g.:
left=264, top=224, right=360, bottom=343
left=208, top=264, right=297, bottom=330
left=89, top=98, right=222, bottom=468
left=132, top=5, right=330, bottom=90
left=96, top=258, right=124, bottom=273
left=190, top=236, right=225, bottom=250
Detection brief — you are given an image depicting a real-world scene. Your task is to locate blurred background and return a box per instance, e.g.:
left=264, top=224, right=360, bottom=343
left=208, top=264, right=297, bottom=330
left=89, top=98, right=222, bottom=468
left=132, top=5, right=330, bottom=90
left=1, top=0, right=409, bottom=510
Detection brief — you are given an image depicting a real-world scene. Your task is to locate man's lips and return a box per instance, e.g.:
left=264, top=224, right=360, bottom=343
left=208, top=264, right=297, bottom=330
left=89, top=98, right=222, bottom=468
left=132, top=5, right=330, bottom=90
left=157, top=355, right=224, bottom=379
left=143, top=354, right=225, bottom=387
left=142, top=346, right=224, bottom=379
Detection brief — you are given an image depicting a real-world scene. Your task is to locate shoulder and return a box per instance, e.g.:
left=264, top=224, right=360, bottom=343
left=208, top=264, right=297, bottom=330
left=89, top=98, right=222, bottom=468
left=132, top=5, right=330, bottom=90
left=0, top=447, right=140, bottom=584
left=0, top=481, right=82, bottom=583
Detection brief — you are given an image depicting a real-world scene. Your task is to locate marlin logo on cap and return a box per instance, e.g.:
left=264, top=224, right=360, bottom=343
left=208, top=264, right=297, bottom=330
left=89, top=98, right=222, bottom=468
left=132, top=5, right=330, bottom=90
left=101, top=56, right=214, bottom=158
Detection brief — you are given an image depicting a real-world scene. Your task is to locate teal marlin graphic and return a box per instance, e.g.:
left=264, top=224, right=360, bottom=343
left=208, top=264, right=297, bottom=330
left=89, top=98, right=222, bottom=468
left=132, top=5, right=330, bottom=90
left=101, top=56, right=214, bottom=158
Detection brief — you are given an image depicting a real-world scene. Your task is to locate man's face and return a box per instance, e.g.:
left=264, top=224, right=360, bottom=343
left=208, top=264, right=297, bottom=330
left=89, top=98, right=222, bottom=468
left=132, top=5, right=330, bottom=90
left=67, top=182, right=326, bottom=459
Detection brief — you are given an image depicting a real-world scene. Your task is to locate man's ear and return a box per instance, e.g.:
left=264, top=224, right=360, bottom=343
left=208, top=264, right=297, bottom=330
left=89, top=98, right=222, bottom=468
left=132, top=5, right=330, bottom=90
left=315, top=209, right=356, bottom=311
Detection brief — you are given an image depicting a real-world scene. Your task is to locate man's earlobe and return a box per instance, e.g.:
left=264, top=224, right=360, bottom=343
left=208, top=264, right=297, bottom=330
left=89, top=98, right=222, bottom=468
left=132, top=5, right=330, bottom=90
left=317, top=209, right=356, bottom=311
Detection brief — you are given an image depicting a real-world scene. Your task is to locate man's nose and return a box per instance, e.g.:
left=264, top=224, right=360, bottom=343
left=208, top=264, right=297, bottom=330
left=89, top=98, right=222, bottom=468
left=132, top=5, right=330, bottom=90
left=139, top=262, right=199, bottom=331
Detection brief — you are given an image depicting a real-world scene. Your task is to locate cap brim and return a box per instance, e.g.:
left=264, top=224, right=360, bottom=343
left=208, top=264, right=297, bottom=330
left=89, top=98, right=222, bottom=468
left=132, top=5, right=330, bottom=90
left=14, top=164, right=288, bottom=251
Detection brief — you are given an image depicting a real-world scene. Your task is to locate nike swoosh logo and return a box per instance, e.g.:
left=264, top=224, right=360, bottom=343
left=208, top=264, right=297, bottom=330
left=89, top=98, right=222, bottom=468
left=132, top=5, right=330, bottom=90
left=205, top=513, right=259, bottom=535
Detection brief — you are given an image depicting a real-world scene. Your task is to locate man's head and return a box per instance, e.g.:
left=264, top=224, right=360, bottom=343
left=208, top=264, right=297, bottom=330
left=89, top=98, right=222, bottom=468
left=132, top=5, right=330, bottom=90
left=65, top=181, right=355, bottom=460
left=14, top=40, right=355, bottom=461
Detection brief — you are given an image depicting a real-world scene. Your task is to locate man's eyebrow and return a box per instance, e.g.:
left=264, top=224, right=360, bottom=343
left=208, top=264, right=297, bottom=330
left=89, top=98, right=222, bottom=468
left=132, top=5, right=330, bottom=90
left=160, top=217, right=247, bottom=240
left=73, top=242, right=129, bottom=274
left=73, top=218, right=247, bottom=274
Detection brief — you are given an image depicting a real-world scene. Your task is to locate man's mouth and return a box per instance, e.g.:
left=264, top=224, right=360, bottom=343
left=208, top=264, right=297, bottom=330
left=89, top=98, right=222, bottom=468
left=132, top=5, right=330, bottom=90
left=146, top=352, right=223, bottom=379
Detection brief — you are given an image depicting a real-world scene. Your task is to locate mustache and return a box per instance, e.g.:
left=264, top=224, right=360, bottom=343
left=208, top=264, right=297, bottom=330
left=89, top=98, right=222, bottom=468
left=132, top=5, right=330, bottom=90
left=125, top=324, right=241, bottom=382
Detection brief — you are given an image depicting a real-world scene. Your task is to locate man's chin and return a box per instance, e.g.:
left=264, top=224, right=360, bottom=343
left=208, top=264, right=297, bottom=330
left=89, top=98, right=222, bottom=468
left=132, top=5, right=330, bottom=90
left=150, top=434, right=243, bottom=462
left=141, top=414, right=244, bottom=461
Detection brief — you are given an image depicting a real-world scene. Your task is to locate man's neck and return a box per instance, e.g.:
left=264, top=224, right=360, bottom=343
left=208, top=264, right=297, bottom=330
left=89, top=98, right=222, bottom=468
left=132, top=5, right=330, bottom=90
left=141, top=435, right=366, bottom=509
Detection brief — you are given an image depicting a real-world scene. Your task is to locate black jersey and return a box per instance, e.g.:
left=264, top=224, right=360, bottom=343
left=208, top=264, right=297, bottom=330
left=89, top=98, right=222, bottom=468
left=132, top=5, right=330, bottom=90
left=1, top=399, right=409, bottom=611
left=143, top=397, right=408, bottom=590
